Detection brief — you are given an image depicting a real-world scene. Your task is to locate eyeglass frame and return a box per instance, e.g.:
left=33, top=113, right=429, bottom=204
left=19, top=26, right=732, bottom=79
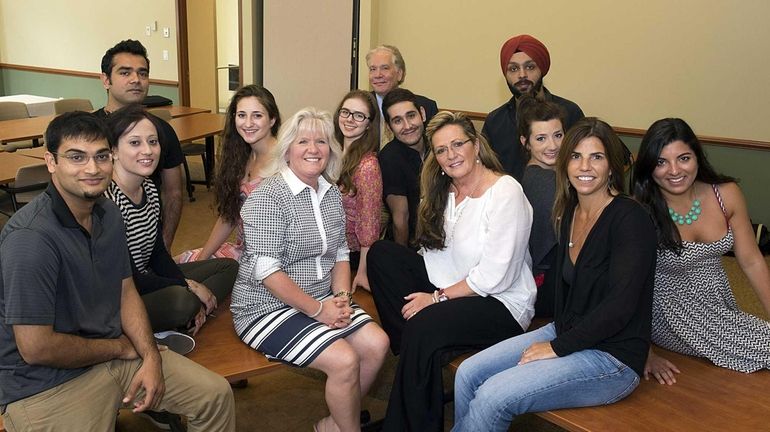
left=433, top=138, right=473, bottom=157
left=338, top=108, right=371, bottom=122
left=50, top=151, right=114, bottom=165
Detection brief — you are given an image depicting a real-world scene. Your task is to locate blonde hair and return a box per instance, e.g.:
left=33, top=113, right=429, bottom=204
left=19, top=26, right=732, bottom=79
left=264, top=107, right=342, bottom=182
left=417, top=111, right=503, bottom=250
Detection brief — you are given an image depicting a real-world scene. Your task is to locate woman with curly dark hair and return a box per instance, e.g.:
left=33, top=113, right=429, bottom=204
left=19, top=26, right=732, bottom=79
left=177, top=85, right=281, bottom=263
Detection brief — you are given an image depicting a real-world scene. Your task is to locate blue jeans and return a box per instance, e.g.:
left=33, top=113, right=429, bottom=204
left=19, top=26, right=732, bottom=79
left=452, top=323, right=640, bottom=432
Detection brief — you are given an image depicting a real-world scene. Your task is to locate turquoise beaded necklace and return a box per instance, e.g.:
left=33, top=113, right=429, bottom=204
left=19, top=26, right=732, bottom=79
left=668, top=198, right=701, bottom=225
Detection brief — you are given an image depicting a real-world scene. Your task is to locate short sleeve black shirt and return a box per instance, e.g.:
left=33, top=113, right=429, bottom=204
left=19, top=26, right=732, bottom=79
left=378, top=139, right=424, bottom=246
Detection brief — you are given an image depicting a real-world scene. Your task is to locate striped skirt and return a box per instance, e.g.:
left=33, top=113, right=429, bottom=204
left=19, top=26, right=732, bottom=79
left=238, top=297, right=374, bottom=367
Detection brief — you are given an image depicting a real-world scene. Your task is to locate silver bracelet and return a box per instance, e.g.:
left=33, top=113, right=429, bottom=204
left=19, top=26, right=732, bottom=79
left=308, top=300, right=324, bottom=318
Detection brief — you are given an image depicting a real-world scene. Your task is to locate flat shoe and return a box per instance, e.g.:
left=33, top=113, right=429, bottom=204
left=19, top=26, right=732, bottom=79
left=154, top=330, right=195, bottom=355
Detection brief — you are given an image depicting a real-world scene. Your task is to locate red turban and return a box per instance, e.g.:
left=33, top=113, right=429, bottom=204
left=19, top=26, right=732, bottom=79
left=499, top=35, right=550, bottom=77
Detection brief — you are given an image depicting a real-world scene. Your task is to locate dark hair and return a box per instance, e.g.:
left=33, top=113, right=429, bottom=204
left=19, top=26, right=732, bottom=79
left=105, top=103, right=162, bottom=149
left=101, top=39, right=150, bottom=76
left=215, top=85, right=281, bottom=224
left=553, top=117, right=627, bottom=233
left=632, top=118, right=735, bottom=251
left=417, top=111, right=504, bottom=250
left=381, top=87, right=418, bottom=124
left=516, top=95, right=566, bottom=158
left=45, top=111, right=111, bottom=156
left=334, top=90, right=380, bottom=196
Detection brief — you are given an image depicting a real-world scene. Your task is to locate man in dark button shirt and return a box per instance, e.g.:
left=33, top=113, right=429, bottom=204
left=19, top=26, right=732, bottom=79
left=95, top=39, right=184, bottom=248
left=483, top=34, right=584, bottom=180
left=378, top=88, right=428, bottom=248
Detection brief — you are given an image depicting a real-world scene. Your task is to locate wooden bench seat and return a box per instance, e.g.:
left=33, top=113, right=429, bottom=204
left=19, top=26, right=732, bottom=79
left=186, top=298, right=284, bottom=382
left=447, top=341, right=770, bottom=431
left=186, top=290, right=379, bottom=382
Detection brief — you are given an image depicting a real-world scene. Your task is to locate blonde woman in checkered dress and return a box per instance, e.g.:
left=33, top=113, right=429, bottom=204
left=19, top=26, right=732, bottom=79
left=231, top=108, right=389, bottom=432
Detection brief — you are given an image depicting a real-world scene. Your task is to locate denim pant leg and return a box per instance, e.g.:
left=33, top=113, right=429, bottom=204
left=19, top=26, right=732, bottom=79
left=454, top=326, right=640, bottom=432
left=453, top=323, right=557, bottom=428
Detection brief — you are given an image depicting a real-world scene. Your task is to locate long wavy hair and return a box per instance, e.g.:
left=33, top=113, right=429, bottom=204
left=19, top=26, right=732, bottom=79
left=632, top=118, right=735, bottom=252
left=214, top=85, right=281, bottom=224
left=553, top=117, right=627, bottom=234
left=333, top=90, right=380, bottom=195
left=417, top=111, right=504, bottom=250
left=263, top=107, right=342, bottom=182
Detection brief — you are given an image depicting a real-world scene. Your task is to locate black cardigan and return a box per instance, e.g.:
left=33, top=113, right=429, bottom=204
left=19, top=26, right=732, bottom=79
left=549, top=196, right=656, bottom=377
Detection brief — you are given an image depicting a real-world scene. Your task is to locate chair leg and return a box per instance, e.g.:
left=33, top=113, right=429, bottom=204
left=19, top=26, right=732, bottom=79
left=181, top=157, right=196, bottom=202
left=10, top=194, right=19, bottom=212
left=200, top=153, right=211, bottom=189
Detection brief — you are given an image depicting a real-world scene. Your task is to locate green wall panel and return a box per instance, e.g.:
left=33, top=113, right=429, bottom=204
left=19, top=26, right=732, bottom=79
left=0, top=68, right=178, bottom=108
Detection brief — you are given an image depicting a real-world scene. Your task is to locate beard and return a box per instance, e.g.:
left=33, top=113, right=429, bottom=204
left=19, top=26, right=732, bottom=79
left=83, top=191, right=105, bottom=200
left=507, top=77, right=543, bottom=98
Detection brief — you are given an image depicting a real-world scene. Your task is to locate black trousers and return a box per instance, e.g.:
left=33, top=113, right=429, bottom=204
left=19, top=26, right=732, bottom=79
left=142, top=258, right=238, bottom=332
left=367, top=240, right=524, bottom=432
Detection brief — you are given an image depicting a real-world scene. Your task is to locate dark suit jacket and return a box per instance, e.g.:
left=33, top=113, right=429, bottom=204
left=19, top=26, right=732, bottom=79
left=373, top=90, right=439, bottom=125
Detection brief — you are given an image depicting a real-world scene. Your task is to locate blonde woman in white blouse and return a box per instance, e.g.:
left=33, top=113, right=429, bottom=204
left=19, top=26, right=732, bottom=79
left=367, top=111, right=537, bottom=432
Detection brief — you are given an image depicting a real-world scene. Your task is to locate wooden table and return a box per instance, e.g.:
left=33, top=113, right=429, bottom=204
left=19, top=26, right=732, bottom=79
left=168, top=112, right=225, bottom=175
left=16, top=146, right=47, bottom=159
left=150, top=105, right=211, bottom=118
left=0, top=106, right=212, bottom=145
left=0, top=151, right=46, bottom=183
left=0, top=115, right=53, bottom=145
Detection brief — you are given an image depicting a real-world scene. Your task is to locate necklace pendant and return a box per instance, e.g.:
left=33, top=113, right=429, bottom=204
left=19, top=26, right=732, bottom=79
left=568, top=241, right=574, bottom=248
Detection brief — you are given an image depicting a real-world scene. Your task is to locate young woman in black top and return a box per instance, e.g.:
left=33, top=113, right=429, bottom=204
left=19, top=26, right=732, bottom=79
left=453, top=117, right=657, bottom=431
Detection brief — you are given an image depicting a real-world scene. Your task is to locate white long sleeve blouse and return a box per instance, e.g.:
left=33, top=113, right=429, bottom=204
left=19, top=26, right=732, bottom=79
left=422, top=175, right=536, bottom=330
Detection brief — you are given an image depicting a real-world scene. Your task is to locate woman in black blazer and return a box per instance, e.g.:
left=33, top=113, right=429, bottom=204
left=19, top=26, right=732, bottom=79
left=452, top=117, right=657, bottom=432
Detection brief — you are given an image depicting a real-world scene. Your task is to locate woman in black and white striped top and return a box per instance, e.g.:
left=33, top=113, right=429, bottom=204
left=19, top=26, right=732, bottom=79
left=104, top=104, right=238, bottom=335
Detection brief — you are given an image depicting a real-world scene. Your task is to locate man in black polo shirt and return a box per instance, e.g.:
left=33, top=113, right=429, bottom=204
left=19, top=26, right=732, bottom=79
left=96, top=39, right=184, bottom=248
left=0, top=112, right=234, bottom=431
left=483, top=34, right=584, bottom=180
left=378, top=88, right=428, bottom=248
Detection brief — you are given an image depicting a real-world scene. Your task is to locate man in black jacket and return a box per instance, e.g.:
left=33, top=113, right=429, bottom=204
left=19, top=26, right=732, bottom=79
left=366, top=45, right=438, bottom=147
left=483, top=34, right=584, bottom=180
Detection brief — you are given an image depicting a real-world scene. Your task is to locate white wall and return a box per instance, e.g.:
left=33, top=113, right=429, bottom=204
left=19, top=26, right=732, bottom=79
left=0, top=0, right=179, bottom=81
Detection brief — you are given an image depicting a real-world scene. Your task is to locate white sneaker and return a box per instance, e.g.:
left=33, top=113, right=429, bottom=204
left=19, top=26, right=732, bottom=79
left=154, top=330, right=195, bottom=355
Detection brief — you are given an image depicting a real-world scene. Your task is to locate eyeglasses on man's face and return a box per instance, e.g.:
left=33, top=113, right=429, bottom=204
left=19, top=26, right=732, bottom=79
left=52, top=151, right=114, bottom=165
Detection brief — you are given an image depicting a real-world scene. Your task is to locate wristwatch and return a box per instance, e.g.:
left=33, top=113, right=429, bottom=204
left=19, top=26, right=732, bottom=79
left=437, top=288, right=449, bottom=302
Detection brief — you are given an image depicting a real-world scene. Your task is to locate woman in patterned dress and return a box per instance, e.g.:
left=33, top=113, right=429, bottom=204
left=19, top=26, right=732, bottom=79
left=633, top=118, right=770, bottom=381
left=232, top=108, right=389, bottom=432
left=333, top=90, right=381, bottom=292
left=176, top=85, right=281, bottom=263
